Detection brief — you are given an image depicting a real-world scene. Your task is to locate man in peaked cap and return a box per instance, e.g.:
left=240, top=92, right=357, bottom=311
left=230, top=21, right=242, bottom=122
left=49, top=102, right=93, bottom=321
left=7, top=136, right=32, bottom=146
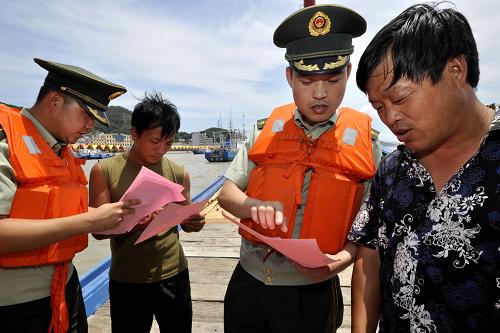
left=218, top=4, right=381, bottom=333
left=0, top=58, right=139, bottom=333
left=34, top=57, right=126, bottom=127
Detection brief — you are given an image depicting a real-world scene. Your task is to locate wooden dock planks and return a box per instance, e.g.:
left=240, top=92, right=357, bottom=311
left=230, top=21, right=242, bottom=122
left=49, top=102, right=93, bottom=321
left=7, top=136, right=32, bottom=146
left=87, top=206, right=353, bottom=332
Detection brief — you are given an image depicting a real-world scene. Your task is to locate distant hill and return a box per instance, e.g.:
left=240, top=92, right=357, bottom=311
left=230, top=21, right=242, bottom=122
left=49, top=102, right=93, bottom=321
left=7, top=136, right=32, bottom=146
left=93, top=106, right=132, bottom=134
left=202, top=127, right=227, bottom=139
left=0, top=101, right=23, bottom=109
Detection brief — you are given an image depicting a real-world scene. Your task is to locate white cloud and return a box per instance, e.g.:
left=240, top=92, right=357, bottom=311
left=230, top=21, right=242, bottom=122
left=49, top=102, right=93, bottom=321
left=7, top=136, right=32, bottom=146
left=0, top=0, right=498, bottom=134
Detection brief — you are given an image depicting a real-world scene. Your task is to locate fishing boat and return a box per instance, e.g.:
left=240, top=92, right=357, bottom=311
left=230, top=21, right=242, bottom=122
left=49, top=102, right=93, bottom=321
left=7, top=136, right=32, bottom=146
left=204, top=147, right=236, bottom=162
left=74, top=149, right=114, bottom=159
left=87, top=149, right=102, bottom=159
left=192, top=147, right=209, bottom=154
left=74, top=149, right=90, bottom=159
left=204, top=130, right=241, bottom=162
left=99, top=151, right=114, bottom=159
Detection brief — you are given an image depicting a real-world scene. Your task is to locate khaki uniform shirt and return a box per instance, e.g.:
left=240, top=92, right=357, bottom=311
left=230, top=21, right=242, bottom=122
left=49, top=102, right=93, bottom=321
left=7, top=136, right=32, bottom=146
left=0, top=109, right=74, bottom=306
left=225, top=107, right=381, bottom=286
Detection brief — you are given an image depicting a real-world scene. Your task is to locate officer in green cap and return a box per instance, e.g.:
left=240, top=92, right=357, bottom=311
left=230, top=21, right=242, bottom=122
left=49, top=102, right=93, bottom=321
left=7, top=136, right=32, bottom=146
left=0, top=58, right=140, bottom=333
left=218, top=4, right=381, bottom=332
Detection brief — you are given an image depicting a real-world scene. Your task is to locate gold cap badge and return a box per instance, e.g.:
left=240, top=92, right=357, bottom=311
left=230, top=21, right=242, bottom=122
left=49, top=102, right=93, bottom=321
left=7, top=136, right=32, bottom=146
left=308, top=11, right=331, bottom=37
left=108, top=91, right=124, bottom=100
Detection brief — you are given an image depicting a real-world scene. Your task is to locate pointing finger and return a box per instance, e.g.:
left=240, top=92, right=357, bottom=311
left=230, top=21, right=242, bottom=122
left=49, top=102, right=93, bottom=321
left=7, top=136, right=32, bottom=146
left=265, top=206, right=275, bottom=230
left=250, top=206, right=259, bottom=224
left=275, top=211, right=287, bottom=233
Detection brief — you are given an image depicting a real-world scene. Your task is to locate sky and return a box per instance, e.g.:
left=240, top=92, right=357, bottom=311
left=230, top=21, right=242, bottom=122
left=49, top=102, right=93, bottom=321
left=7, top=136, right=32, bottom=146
left=0, top=0, right=498, bottom=144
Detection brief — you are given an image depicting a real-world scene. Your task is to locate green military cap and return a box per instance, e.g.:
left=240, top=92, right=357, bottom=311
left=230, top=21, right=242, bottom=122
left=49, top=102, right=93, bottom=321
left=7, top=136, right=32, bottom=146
left=256, top=118, right=268, bottom=130
left=274, top=4, right=366, bottom=75
left=34, top=58, right=127, bottom=127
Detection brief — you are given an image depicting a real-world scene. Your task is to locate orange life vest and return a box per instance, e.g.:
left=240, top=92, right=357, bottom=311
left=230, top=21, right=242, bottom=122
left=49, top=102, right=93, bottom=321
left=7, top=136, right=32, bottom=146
left=0, top=104, right=88, bottom=333
left=240, top=103, right=376, bottom=254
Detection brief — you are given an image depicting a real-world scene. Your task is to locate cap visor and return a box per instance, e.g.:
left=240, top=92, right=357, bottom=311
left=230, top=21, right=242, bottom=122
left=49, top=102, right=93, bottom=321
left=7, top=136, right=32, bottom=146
left=76, top=98, right=110, bottom=127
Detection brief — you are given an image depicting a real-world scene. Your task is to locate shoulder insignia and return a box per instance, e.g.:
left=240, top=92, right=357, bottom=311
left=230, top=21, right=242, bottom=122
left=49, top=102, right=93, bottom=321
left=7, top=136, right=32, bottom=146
left=371, top=128, right=380, bottom=141
left=256, top=118, right=268, bottom=130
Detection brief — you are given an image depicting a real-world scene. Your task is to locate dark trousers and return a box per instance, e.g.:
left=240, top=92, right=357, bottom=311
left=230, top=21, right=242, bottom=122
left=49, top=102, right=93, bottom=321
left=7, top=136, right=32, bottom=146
left=0, top=268, right=88, bottom=333
left=224, top=262, right=343, bottom=333
left=109, top=268, right=192, bottom=333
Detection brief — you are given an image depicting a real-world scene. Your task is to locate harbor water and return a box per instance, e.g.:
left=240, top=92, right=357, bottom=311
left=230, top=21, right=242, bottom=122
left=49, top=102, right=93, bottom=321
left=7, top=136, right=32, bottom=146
left=74, top=151, right=232, bottom=275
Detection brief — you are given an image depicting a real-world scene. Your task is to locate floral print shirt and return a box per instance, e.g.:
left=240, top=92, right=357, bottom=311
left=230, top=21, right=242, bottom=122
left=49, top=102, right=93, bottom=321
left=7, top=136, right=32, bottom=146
left=348, top=110, right=500, bottom=333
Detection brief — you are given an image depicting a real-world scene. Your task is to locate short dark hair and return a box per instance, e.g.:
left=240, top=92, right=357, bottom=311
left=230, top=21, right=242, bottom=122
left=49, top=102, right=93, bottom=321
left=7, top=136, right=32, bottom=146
left=35, top=85, right=52, bottom=104
left=356, top=2, right=480, bottom=93
left=35, top=85, right=76, bottom=106
left=131, top=92, right=180, bottom=138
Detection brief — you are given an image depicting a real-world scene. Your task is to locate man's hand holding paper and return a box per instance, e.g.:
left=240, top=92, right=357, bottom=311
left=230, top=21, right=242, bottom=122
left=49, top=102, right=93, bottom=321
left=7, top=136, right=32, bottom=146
left=181, top=213, right=206, bottom=233
left=290, top=242, right=357, bottom=283
left=222, top=211, right=336, bottom=269
left=94, top=166, right=185, bottom=235
left=245, top=198, right=287, bottom=233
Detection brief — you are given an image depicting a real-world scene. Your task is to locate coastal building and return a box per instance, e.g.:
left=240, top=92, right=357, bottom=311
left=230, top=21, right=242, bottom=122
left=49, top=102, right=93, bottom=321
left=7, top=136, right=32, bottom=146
left=192, top=132, right=214, bottom=146
left=72, top=132, right=133, bottom=154
left=91, top=133, right=132, bottom=147
left=77, top=132, right=132, bottom=148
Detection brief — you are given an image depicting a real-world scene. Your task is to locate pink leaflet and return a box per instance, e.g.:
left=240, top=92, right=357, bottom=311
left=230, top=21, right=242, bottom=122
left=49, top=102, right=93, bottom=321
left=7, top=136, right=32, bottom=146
left=95, top=166, right=185, bottom=235
left=135, top=200, right=208, bottom=244
left=222, top=211, right=335, bottom=268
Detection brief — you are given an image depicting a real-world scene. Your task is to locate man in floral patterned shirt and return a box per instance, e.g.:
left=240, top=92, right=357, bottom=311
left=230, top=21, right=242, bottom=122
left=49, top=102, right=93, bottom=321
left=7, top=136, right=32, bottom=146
left=348, top=3, right=500, bottom=333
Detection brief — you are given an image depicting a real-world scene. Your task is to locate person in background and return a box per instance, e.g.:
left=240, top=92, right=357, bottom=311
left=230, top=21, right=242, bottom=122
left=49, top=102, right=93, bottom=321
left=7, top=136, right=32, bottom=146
left=217, top=4, right=381, bottom=333
left=0, top=58, right=138, bottom=333
left=349, top=3, right=500, bottom=332
left=89, top=92, right=205, bottom=333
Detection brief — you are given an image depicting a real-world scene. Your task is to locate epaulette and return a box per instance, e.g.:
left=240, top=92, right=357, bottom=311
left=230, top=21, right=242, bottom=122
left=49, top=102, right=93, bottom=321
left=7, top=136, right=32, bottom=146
left=0, top=127, right=5, bottom=141
left=371, top=128, right=380, bottom=141
left=256, top=118, right=268, bottom=130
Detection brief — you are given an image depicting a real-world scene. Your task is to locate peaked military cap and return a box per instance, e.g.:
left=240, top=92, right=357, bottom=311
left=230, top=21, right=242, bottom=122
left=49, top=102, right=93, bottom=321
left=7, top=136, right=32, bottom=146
left=256, top=118, right=267, bottom=130
left=34, top=58, right=127, bottom=127
left=274, top=4, right=366, bottom=75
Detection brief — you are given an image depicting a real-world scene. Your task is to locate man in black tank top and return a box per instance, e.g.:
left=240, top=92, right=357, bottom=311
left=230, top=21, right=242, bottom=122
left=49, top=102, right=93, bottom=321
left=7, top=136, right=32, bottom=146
left=89, top=92, right=205, bottom=333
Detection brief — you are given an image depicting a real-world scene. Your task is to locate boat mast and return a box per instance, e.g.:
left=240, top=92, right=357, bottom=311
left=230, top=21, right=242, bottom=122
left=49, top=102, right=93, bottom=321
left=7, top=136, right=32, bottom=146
left=217, top=112, right=222, bottom=128
left=242, top=113, right=246, bottom=139
left=228, top=110, right=233, bottom=147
